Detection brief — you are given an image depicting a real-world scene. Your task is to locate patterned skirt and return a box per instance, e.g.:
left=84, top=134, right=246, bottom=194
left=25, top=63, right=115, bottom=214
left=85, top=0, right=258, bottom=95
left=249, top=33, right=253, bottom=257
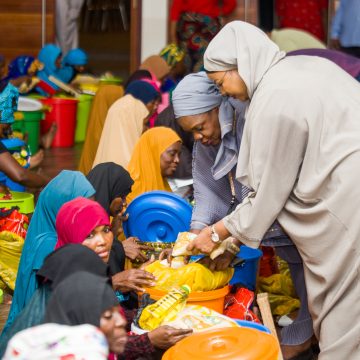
left=176, top=12, right=221, bottom=72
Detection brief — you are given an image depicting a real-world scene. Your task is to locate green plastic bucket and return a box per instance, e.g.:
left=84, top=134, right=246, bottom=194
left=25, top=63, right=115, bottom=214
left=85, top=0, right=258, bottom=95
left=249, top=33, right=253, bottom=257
left=12, top=110, right=43, bottom=154
left=75, top=94, right=94, bottom=143
left=0, top=191, right=34, bottom=214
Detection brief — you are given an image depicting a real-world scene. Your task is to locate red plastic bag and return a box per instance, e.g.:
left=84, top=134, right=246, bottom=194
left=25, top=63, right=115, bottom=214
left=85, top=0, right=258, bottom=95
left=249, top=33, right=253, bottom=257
left=0, top=207, right=29, bottom=239
left=224, top=286, right=261, bottom=323
left=259, top=246, right=279, bottom=277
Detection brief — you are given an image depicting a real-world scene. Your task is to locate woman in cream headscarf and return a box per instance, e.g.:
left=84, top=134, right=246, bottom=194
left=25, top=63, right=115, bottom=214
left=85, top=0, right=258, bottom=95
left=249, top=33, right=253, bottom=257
left=127, top=127, right=181, bottom=203
left=187, top=21, right=360, bottom=360
left=93, top=81, right=160, bottom=169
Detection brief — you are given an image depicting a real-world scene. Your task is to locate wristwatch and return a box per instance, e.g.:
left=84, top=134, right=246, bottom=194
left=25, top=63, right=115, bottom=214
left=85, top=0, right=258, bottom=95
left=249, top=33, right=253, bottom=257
left=210, top=225, right=221, bottom=243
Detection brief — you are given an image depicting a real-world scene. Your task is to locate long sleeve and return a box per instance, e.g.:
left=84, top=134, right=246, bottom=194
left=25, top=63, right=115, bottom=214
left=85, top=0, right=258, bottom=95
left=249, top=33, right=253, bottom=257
left=120, top=334, right=155, bottom=360
left=191, top=142, right=236, bottom=230
left=119, top=310, right=155, bottom=359
left=223, top=91, right=308, bottom=248
left=330, top=0, right=344, bottom=38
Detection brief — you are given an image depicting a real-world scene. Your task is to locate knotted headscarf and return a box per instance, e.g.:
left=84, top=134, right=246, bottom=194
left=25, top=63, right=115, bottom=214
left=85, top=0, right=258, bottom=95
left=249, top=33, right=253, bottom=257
left=172, top=72, right=246, bottom=180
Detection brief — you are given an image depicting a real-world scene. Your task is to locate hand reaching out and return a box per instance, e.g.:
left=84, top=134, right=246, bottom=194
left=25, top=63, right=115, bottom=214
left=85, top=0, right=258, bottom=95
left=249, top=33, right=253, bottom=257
left=112, top=268, right=156, bottom=293
left=123, top=237, right=152, bottom=262
left=148, top=326, right=193, bottom=349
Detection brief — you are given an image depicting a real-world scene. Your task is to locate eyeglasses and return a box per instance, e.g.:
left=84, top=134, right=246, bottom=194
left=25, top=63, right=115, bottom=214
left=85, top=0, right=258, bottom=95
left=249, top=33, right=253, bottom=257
left=217, top=70, right=229, bottom=88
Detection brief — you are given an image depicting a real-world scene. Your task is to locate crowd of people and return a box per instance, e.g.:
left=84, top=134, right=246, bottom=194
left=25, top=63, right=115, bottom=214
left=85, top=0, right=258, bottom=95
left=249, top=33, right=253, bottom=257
left=0, top=1, right=359, bottom=359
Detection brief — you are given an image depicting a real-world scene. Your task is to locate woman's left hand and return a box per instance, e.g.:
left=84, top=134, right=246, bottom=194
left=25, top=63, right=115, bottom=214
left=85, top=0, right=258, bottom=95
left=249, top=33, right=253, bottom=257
left=123, top=237, right=152, bottom=262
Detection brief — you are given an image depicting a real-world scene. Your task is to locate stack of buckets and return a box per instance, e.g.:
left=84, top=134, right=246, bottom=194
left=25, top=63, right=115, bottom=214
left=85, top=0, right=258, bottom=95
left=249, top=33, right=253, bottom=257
left=13, top=106, right=43, bottom=154
left=40, top=94, right=93, bottom=148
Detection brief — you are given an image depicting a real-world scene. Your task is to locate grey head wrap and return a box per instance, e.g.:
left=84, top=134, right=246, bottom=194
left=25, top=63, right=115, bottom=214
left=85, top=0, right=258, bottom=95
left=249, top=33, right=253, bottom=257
left=172, top=71, right=246, bottom=180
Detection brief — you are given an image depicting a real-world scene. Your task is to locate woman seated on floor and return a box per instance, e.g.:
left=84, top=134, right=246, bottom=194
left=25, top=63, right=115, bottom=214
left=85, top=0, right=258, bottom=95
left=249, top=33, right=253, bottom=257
left=1, top=171, right=96, bottom=337
left=93, top=80, right=161, bottom=169
left=44, top=271, right=127, bottom=358
left=35, top=44, right=63, bottom=96
left=1, top=199, right=192, bottom=359
left=0, top=245, right=112, bottom=357
left=54, top=197, right=192, bottom=359
left=78, top=84, right=124, bottom=175
left=127, top=127, right=182, bottom=203
left=87, top=162, right=153, bottom=278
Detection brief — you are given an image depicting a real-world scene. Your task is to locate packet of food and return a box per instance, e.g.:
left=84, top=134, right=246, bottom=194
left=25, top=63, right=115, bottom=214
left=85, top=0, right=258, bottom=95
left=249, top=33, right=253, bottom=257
left=172, top=232, right=197, bottom=257
left=163, top=304, right=239, bottom=332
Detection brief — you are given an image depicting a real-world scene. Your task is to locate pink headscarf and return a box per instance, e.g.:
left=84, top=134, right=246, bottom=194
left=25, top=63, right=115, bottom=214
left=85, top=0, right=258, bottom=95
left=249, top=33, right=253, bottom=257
left=55, top=197, right=110, bottom=249
left=140, top=78, right=170, bottom=127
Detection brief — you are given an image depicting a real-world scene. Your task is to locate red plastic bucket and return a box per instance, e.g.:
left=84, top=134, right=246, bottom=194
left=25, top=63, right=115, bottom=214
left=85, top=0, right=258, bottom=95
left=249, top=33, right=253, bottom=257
left=40, top=97, right=78, bottom=148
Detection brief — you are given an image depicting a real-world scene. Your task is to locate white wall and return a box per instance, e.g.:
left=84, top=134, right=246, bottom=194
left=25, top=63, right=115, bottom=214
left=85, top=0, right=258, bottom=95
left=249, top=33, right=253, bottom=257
left=141, top=0, right=169, bottom=61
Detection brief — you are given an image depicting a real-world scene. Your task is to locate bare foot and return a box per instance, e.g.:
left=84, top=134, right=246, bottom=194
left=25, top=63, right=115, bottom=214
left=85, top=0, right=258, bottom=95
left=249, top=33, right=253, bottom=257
left=41, top=123, right=57, bottom=149
left=29, top=149, right=44, bottom=169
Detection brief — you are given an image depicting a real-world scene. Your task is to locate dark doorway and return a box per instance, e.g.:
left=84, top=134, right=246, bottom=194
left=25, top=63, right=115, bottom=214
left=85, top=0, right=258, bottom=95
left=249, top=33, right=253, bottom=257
left=78, top=0, right=140, bottom=80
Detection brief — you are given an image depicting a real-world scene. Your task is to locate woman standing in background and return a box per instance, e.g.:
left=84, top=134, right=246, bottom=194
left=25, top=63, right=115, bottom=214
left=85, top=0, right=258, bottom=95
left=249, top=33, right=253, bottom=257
left=169, top=0, right=236, bottom=72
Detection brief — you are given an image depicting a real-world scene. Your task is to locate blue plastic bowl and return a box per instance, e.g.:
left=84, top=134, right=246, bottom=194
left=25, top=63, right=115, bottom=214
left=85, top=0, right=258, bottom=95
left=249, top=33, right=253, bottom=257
left=230, top=246, right=263, bottom=290
left=123, top=191, right=192, bottom=243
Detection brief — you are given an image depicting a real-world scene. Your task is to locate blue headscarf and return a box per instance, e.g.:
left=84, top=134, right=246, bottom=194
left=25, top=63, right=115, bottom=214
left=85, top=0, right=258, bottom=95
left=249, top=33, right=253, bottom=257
left=0, top=56, right=36, bottom=89
left=125, top=80, right=160, bottom=105
left=63, top=48, right=88, bottom=66
left=0, top=83, right=19, bottom=124
left=2, top=171, right=95, bottom=337
left=8, top=56, right=35, bottom=78
left=172, top=72, right=247, bottom=180
left=36, top=44, right=62, bottom=93
left=57, top=49, right=88, bottom=83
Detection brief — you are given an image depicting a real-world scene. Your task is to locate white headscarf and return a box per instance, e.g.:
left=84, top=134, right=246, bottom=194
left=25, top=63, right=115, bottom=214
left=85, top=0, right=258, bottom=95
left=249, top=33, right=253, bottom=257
left=3, top=324, right=109, bottom=360
left=204, top=21, right=285, bottom=99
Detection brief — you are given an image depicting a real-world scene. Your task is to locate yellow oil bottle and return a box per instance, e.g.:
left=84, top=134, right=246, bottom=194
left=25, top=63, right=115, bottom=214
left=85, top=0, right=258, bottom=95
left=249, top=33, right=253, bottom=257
left=139, top=285, right=191, bottom=331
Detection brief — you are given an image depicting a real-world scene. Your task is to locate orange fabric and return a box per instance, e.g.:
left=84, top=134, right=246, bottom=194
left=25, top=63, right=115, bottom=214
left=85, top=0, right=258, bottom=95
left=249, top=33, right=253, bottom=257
left=127, top=127, right=181, bottom=203
left=78, top=84, right=124, bottom=174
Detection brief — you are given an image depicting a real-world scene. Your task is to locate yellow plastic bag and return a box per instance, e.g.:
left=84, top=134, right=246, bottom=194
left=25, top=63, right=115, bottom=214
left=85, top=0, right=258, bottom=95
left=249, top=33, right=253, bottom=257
left=258, top=259, right=300, bottom=316
left=0, top=231, right=25, bottom=291
left=145, top=260, right=234, bottom=292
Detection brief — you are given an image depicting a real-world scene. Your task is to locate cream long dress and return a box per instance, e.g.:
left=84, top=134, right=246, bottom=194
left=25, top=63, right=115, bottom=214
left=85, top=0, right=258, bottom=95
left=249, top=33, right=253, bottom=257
left=205, top=21, right=360, bottom=360
left=92, top=94, right=149, bottom=169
